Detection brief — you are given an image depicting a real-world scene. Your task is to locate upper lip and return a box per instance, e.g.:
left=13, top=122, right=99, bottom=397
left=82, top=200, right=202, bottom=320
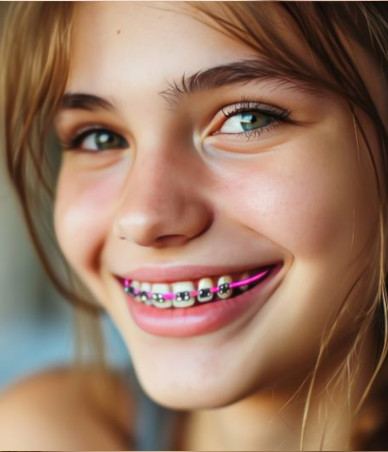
left=116, top=261, right=283, bottom=283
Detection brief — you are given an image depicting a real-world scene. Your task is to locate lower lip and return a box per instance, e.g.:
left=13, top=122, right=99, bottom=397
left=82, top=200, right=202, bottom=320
left=124, top=263, right=283, bottom=338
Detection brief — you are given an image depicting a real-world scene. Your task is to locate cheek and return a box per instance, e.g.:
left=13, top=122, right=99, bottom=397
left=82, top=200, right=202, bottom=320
left=217, top=132, right=378, bottom=264
left=242, top=164, right=346, bottom=259
left=54, top=165, right=124, bottom=277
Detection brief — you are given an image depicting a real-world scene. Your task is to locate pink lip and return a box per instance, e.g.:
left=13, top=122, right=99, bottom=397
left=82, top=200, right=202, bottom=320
left=119, top=261, right=281, bottom=283
left=123, top=262, right=283, bottom=337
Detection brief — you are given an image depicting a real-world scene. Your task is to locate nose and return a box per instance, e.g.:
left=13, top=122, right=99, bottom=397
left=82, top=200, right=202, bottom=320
left=114, top=151, right=213, bottom=248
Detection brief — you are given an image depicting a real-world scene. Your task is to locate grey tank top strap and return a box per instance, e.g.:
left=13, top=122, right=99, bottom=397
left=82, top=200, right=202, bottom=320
left=126, top=366, right=178, bottom=450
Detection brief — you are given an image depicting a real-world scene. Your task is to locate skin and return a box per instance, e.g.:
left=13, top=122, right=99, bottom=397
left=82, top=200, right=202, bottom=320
left=52, top=2, right=387, bottom=449
left=0, top=368, right=133, bottom=450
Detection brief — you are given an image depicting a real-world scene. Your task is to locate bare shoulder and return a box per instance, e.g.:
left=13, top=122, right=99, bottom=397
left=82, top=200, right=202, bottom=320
left=0, top=366, right=136, bottom=450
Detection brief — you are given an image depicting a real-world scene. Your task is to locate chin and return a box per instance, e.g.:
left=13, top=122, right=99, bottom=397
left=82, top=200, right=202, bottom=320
left=140, top=382, right=248, bottom=411
left=132, top=361, right=261, bottom=410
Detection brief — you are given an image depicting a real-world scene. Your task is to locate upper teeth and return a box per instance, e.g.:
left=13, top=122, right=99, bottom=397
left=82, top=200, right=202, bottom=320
left=197, top=278, right=213, bottom=303
left=140, top=282, right=153, bottom=305
left=239, top=272, right=250, bottom=291
left=217, top=276, right=233, bottom=299
left=172, top=282, right=195, bottom=308
left=125, top=269, right=263, bottom=308
left=151, top=283, right=172, bottom=308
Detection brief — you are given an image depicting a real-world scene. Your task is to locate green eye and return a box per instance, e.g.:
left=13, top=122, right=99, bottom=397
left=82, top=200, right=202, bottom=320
left=221, top=111, right=274, bottom=134
left=70, top=129, right=128, bottom=152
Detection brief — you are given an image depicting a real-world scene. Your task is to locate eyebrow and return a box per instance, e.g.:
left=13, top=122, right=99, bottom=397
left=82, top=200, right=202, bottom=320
left=59, top=92, right=115, bottom=112
left=160, top=59, right=316, bottom=105
left=58, top=59, right=318, bottom=113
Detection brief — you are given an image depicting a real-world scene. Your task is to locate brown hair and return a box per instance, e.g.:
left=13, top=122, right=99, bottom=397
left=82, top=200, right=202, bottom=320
left=1, top=1, right=387, bottom=449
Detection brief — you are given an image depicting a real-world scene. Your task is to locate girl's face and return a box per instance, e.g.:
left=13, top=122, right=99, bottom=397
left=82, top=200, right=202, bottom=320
left=54, top=3, right=383, bottom=408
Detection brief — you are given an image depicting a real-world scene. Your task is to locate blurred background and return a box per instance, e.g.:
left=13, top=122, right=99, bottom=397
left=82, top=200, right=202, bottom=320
left=0, top=2, right=130, bottom=391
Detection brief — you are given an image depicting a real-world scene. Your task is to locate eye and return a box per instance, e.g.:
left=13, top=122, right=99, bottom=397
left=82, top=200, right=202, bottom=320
left=216, top=101, right=290, bottom=138
left=221, top=111, right=275, bottom=133
left=62, top=128, right=129, bottom=152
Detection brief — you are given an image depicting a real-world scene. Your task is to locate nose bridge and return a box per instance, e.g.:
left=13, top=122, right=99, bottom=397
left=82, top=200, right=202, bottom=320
left=114, top=146, right=212, bottom=247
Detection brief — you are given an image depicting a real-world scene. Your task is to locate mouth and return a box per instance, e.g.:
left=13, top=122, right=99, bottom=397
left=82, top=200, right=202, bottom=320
left=117, top=262, right=283, bottom=337
left=117, top=263, right=279, bottom=309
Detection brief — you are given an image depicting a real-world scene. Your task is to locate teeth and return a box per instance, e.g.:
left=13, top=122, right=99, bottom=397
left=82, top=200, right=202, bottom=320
left=172, top=281, right=195, bottom=308
left=140, top=282, right=153, bottom=305
left=239, top=272, right=250, bottom=292
left=124, top=267, right=264, bottom=308
left=197, top=278, right=214, bottom=303
left=151, top=283, right=172, bottom=308
left=217, top=275, right=233, bottom=300
left=130, top=281, right=141, bottom=302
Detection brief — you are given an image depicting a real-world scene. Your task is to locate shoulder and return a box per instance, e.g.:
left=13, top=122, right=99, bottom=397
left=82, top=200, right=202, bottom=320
left=0, top=366, right=136, bottom=450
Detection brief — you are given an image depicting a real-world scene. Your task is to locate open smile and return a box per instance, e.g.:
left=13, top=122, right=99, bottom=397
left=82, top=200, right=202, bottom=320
left=117, top=262, right=284, bottom=337
left=118, top=264, right=278, bottom=308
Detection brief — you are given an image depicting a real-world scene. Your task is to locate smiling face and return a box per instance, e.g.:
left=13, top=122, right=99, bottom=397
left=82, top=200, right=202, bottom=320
left=53, top=2, right=384, bottom=409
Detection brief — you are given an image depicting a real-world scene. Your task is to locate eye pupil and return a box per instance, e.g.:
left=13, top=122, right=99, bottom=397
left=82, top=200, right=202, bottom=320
left=240, top=112, right=268, bottom=131
left=96, top=131, right=115, bottom=146
left=88, top=130, right=125, bottom=150
left=241, top=113, right=256, bottom=123
left=98, top=132, right=111, bottom=143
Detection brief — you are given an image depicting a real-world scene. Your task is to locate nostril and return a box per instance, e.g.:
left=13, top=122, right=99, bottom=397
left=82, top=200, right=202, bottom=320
left=154, top=234, right=189, bottom=247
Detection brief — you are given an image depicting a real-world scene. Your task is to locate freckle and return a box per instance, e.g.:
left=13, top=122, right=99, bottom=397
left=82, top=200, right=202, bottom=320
left=116, top=29, right=121, bottom=35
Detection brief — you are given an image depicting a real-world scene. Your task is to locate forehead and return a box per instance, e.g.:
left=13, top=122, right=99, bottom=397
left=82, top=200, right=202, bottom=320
left=66, top=2, right=387, bottom=123
left=67, top=3, right=247, bottom=92
left=67, top=2, right=305, bottom=96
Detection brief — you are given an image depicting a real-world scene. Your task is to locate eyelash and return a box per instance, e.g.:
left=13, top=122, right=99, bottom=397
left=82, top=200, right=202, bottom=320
left=60, top=126, right=127, bottom=152
left=219, top=100, right=291, bottom=140
left=60, top=99, right=291, bottom=151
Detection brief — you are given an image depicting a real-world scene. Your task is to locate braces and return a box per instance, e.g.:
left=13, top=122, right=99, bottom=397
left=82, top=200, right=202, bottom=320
left=123, top=267, right=271, bottom=303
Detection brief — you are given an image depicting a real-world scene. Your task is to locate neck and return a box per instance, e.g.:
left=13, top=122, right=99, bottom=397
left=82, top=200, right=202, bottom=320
left=183, top=328, right=376, bottom=451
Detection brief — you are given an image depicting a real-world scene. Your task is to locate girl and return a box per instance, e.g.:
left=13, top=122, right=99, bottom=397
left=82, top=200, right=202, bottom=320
left=0, top=2, right=387, bottom=450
